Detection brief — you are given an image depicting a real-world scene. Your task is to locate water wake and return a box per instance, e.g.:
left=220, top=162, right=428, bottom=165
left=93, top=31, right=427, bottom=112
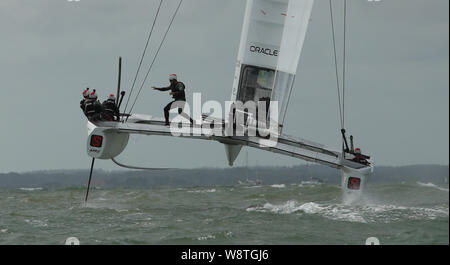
left=417, top=182, right=449, bottom=192
left=246, top=199, right=448, bottom=224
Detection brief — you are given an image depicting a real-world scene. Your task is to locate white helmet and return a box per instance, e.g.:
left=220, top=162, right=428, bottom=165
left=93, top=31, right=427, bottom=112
left=83, top=88, right=90, bottom=98
left=169, top=73, right=177, bottom=81
left=108, top=93, right=116, bottom=101
left=89, top=91, right=98, bottom=100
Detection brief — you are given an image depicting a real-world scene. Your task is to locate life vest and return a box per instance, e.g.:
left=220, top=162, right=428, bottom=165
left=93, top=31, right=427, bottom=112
left=101, top=100, right=118, bottom=121
left=171, top=82, right=186, bottom=101
left=80, top=99, right=86, bottom=113
left=352, top=154, right=369, bottom=165
left=85, top=100, right=98, bottom=116
left=103, top=100, right=117, bottom=115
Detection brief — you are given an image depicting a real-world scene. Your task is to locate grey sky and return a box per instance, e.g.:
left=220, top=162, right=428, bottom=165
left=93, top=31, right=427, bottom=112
left=0, top=0, right=448, bottom=173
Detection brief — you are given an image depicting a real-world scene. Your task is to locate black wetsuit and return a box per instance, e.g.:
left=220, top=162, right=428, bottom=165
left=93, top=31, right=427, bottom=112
left=101, top=99, right=120, bottom=121
left=84, top=99, right=103, bottom=121
left=155, top=82, right=193, bottom=124
left=80, top=99, right=86, bottom=114
left=352, top=154, right=370, bottom=165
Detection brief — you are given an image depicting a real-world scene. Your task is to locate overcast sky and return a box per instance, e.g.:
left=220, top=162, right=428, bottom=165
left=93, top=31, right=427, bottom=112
left=0, top=0, right=448, bottom=173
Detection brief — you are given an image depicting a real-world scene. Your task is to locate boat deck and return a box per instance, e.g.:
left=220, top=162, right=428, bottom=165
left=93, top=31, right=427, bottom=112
left=92, top=116, right=370, bottom=170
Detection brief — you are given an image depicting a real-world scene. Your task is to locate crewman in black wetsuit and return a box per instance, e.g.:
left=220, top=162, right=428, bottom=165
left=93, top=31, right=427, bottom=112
left=101, top=93, right=120, bottom=121
left=84, top=90, right=103, bottom=121
left=352, top=148, right=370, bottom=165
left=80, top=88, right=90, bottom=115
left=152, top=74, right=193, bottom=126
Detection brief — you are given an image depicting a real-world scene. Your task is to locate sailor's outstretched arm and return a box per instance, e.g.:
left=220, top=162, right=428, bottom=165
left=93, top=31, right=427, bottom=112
left=152, top=86, right=170, bottom=91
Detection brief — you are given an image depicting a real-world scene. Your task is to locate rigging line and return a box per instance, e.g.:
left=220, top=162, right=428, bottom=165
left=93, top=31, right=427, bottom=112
left=343, top=0, right=347, bottom=128
left=127, top=0, right=184, bottom=118
left=281, top=75, right=296, bottom=127
left=329, top=0, right=344, bottom=129
left=123, top=0, right=164, bottom=116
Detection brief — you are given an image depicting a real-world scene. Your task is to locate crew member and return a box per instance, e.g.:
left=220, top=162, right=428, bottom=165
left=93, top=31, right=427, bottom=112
left=80, top=88, right=90, bottom=115
left=152, top=74, right=193, bottom=126
left=84, top=90, right=102, bottom=121
left=352, top=148, right=370, bottom=165
left=101, top=93, right=120, bottom=121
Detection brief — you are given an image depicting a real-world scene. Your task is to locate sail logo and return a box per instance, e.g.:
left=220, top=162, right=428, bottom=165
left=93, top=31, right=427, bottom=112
left=249, top=46, right=279, bottom=57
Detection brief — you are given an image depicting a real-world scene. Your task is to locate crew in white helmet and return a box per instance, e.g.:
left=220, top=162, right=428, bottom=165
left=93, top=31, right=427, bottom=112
left=80, top=87, right=90, bottom=115
left=152, top=74, right=193, bottom=126
left=352, top=147, right=370, bottom=165
left=101, top=93, right=120, bottom=121
left=84, top=90, right=102, bottom=121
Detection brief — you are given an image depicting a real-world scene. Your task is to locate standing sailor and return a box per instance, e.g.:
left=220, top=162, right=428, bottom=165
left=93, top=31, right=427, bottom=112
left=101, top=93, right=120, bottom=121
left=152, top=74, right=193, bottom=126
left=84, top=90, right=102, bottom=121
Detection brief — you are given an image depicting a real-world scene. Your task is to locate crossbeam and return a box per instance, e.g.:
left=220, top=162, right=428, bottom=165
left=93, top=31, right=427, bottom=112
left=92, top=115, right=369, bottom=171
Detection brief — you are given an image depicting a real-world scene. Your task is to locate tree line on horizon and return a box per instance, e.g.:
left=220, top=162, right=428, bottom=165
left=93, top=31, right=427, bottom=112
left=0, top=164, right=448, bottom=189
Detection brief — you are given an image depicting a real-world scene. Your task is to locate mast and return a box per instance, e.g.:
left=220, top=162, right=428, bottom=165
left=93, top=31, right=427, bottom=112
left=116, top=57, right=122, bottom=105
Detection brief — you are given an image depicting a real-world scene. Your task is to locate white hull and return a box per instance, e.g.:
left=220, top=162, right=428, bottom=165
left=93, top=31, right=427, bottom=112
left=341, top=165, right=374, bottom=203
left=87, top=121, right=129, bottom=159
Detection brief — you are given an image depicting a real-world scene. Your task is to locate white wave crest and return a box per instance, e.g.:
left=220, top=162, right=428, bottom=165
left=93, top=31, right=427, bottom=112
left=299, top=181, right=322, bottom=187
left=417, top=182, right=449, bottom=192
left=246, top=200, right=367, bottom=223
left=19, top=187, right=43, bottom=191
left=24, top=219, right=48, bottom=227
left=197, top=234, right=215, bottom=241
left=270, top=184, right=286, bottom=188
left=358, top=204, right=449, bottom=222
left=187, top=189, right=216, bottom=193
left=82, top=202, right=129, bottom=213
left=245, top=200, right=449, bottom=223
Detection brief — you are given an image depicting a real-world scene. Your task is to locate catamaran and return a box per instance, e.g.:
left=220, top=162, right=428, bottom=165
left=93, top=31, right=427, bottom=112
left=82, top=0, right=373, bottom=202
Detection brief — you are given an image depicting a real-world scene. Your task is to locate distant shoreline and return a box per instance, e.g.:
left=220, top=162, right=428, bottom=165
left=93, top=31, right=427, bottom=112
left=0, top=164, right=448, bottom=189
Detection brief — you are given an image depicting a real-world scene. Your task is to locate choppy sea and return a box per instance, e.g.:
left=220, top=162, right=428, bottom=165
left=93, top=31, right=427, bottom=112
left=0, top=180, right=448, bottom=245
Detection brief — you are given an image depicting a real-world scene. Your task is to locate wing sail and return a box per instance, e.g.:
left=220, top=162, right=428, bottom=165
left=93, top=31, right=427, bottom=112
left=231, top=0, right=314, bottom=131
